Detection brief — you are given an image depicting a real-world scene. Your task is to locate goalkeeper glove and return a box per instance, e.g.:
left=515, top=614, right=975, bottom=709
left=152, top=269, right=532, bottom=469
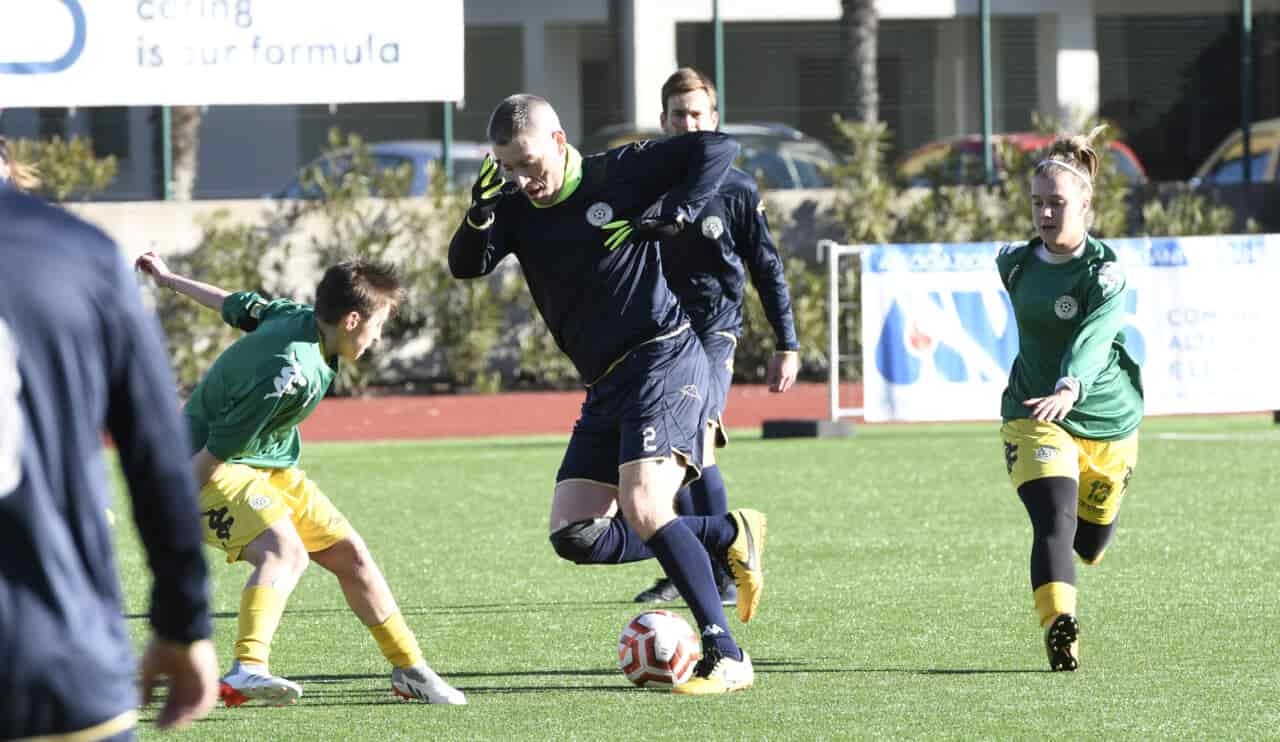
left=467, top=155, right=506, bottom=228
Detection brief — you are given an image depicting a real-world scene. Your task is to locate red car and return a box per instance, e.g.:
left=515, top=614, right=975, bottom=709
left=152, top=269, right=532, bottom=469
left=897, top=133, right=1148, bottom=187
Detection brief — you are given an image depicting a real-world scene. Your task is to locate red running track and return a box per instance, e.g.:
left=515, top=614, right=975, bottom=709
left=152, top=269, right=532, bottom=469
left=299, top=382, right=864, bottom=441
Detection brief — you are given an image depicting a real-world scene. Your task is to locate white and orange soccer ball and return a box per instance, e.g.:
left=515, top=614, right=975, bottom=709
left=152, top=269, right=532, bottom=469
left=617, top=610, right=702, bottom=688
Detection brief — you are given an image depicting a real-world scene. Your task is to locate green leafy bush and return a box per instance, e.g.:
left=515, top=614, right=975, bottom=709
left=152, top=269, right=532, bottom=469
left=8, top=136, right=117, bottom=201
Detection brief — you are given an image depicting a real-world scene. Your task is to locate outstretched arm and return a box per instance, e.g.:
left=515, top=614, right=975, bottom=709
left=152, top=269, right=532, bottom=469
left=135, top=251, right=230, bottom=311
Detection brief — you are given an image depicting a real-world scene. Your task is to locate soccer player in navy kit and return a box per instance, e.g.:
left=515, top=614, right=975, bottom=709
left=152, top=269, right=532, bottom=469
left=450, top=94, right=767, bottom=694
left=633, top=69, right=801, bottom=606
left=0, top=184, right=217, bottom=739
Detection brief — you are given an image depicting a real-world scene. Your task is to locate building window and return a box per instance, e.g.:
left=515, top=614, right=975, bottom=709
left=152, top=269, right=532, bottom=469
left=90, top=107, right=131, bottom=159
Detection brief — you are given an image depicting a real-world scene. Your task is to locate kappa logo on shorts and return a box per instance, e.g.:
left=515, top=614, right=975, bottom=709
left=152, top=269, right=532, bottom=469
left=585, top=202, right=614, bottom=227
left=680, top=384, right=702, bottom=401
left=701, top=215, right=724, bottom=240
left=248, top=494, right=271, bottom=511
left=202, top=506, right=235, bottom=542
left=1003, top=441, right=1018, bottom=474
left=1034, top=445, right=1058, bottom=463
left=1054, top=295, right=1079, bottom=320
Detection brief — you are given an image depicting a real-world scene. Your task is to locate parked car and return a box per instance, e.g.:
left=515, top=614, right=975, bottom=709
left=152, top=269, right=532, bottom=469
left=897, top=133, right=1149, bottom=187
left=581, top=122, right=841, bottom=189
left=1190, top=117, right=1280, bottom=185
left=272, top=140, right=490, bottom=199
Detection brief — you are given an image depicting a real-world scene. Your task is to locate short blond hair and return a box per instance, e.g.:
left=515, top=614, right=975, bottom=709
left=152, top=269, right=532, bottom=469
left=0, top=136, right=42, bottom=192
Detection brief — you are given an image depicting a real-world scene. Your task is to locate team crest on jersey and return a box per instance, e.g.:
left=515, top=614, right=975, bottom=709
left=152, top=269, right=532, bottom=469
left=248, top=494, right=272, bottom=511
left=1097, top=262, right=1123, bottom=294
left=1054, top=295, right=1079, bottom=320
left=701, top=215, right=724, bottom=240
left=585, top=202, right=614, bottom=227
left=1034, top=446, right=1058, bottom=463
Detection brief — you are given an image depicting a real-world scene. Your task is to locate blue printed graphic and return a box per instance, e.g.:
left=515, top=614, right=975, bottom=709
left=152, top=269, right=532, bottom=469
left=875, top=291, right=1019, bottom=384
left=0, top=0, right=85, bottom=74
left=875, top=289, right=1145, bottom=384
left=1121, top=292, right=1145, bottom=364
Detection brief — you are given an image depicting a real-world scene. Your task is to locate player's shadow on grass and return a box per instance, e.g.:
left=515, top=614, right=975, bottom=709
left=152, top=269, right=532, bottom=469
left=288, top=670, right=636, bottom=699
left=123, top=600, right=640, bottom=623
left=753, top=658, right=1044, bottom=675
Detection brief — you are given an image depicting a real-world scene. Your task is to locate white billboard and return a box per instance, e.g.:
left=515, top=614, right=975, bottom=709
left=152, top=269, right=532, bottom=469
left=860, top=235, right=1280, bottom=422
left=0, top=0, right=464, bottom=107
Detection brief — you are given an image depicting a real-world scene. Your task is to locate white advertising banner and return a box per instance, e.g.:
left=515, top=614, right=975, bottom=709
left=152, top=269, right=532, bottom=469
left=860, top=234, right=1280, bottom=422
left=0, top=0, right=464, bottom=107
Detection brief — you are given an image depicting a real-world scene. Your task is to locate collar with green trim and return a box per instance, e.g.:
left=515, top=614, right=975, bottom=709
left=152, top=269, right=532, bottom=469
left=531, top=144, right=582, bottom=209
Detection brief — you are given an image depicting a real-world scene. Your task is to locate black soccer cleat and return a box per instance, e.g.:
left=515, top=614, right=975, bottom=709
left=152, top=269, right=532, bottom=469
left=716, top=572, right=738, bottom=607
left=1045, top=613, right=1080, bottom=672
left=634, top=577, right=681, bottom=603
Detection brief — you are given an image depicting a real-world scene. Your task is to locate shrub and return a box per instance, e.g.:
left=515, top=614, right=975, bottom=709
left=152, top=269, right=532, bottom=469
left=7, top=135, right=117, bottom=201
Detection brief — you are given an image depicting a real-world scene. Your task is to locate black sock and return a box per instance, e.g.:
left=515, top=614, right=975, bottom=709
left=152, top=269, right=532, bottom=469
left=1017, top=477, right=1079, bottom=590
left=1074, top=517, right=1117, bottom=563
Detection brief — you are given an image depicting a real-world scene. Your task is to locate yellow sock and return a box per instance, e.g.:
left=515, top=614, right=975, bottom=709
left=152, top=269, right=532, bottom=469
left=234, top=585, right=287, bottom=666
left=369, top=611, right=423, bottom=669
left=1033, top=582, right=1078, bottom=628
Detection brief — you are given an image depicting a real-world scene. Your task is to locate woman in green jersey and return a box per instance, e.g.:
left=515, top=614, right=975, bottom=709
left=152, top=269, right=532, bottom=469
left=996, top=126, right=1143, bottom=672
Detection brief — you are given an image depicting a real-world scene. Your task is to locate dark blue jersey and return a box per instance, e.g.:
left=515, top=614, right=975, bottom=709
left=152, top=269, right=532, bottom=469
left=0, top=190, right=211, bottom=739
left=449, top=131, right=739, bottom=383
left=658, top=167, right=799, bottom=349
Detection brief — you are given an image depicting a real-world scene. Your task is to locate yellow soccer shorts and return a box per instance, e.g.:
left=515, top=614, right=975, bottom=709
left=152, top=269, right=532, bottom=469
left=1000, top=419, right=1138, bottom=525
left=198, top=463, right=351, bottom=563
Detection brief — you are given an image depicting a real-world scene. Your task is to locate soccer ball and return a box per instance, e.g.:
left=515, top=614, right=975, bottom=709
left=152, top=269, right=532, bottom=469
left=617, top=610, right=701, bottom=688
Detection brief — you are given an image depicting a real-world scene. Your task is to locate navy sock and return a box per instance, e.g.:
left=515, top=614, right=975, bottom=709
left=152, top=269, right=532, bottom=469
left=689, top=465, right=729, bottom=516
left=646, top=520, right=741, bottom=660
left=588, top=515, right=737, bottom=568
left=587, top=517, right=656, bottom=564
left=678, top=513, right=737, bottom=555
left=673, top=485, right=695, bottom=516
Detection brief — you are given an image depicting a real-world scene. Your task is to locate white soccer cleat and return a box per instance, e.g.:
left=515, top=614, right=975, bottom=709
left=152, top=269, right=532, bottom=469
left=219, top=662, right=302, bottom=707
left=391, top=664, right=468, bottom=705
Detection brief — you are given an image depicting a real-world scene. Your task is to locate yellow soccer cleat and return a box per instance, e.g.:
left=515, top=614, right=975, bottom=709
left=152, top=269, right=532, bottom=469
left=672, top=648, right=754, bottom=695
left=1045, top=613, right=1080, bottom=672
left=726, top=509, right=767, bottom=622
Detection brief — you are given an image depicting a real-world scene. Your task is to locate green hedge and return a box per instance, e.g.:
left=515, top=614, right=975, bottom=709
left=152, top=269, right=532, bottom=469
left=154, top=122, right=1249, bottom=393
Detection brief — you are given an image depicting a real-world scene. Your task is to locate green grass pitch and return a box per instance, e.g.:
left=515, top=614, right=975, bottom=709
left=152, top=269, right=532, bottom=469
left=110, top=414, right=1280, bottom=740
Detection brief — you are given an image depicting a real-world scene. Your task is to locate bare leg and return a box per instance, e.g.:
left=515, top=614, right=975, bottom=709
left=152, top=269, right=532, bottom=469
left=310, top=532, right=398, bottom=627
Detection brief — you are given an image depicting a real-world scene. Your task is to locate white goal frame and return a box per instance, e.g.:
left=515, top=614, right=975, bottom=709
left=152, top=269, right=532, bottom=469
left=819, top=240, right=865, bottom=423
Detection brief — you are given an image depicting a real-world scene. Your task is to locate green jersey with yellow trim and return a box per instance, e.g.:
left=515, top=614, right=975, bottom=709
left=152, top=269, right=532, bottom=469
left=997, top=235, right=1143, bottom=441
left=184, top=291, right=338, bottom=468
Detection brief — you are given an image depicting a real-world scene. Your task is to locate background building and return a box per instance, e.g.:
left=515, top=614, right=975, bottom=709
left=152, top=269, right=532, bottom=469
left=4, top=0, right=1277, bottom=198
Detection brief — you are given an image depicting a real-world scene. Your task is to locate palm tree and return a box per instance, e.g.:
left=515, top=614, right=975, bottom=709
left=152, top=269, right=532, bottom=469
left=841, top=0, right=879, bottom=124
left=170, top=105, right=202, bottom=200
